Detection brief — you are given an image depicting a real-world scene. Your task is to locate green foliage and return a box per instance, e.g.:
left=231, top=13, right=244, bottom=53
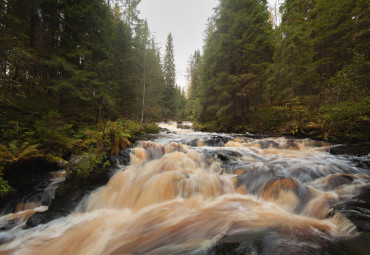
left=74, top=155, right=106, bottom=180
left=0, top=141, right=43, bottom=195
left=32, top=111, right=81, bottom=157
left=71, top=119, right=136, bottom=180
left=102, top=120, right=132, bottom=155
left=193, top=121, right=218, bottom=132
left=187, top=0, right=369, bottom=142
left=142, top=123, right=160, bottom=134
left=0, top=0, right=179, bottom=187
left=196, top=0, right=274, bottom=125
left=0, top=0, right=170, bottom=136
left=163, top=33, right=177, bottom=119
left=0, top=168, right=12, bottom=196
left=316, top=97, right=370, bottom=141
left=0, top=141, right=43, bottom=165
left=185, top=50, right=202, bottom=120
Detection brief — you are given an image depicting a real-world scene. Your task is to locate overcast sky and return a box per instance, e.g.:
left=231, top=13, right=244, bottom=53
left=138, top=0, right=281, bottom=88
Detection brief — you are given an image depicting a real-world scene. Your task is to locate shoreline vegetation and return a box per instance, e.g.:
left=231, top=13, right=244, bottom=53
left=0, top=118, right=160, bottom=200
left=1, top=116, right=367, bottom=203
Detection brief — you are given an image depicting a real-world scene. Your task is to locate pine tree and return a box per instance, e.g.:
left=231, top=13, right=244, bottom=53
left=185, top=50, right=202, bottom=120
left=144, top=38, right=166, bottom=121
left=163, top=33, right=176, bottom=120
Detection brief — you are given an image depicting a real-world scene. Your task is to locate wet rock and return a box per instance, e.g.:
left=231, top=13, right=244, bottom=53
left=201, top=149, right=242, bottom=162
left=109, top=147, right=132, bottom=167
left=26, top=183, right=98, bottom=228
left=326, top=232, right=370, bottom=255
left=25, top=164, right=114, bottom=228
left=258, top=140, right=280, bottom=149
left=2, top=157, right=60, bottom=196
left=329, top=143, right=370, bottom=156
left=189, top=139, right=200, bottom=147
left=285, top=139, right=300, bottom=149
left=290, top=167, right=322, bottom=183
left=329, top=185, right=370, bottom=230
left=0, top=169, right=62, bottom=213
left=236, top=167, right=280, bottom=195
left=204, top=136, right=231, bottom=147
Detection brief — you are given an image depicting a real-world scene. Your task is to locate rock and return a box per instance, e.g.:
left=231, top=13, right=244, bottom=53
left=326, top=233, right=370, bottom=255
left=45, top=155, right=69, bottom=169
left=258, top=140, right=280, bottom=149
left=109, top=148, right=131, bottom=167
left=204, top=136, right=231, bottom=147
left=26, top=183, right=101, bottom=228
left=177, top=124, right=191, bottom=129
left=329, top=143, right=370, bottom=156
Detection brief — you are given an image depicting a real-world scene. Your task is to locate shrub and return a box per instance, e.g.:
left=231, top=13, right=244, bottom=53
left=143, top=123, right=160, bottom=134
left=0, top=141, right=43, bottom=164
left=0, top=167, right=12, bottom=196
left=71, top=119, right=136, bottom=180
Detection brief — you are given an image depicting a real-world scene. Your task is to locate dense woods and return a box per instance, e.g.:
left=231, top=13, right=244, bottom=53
left=0, top=0, right=185, bottom=194
left=186, top=0, right=369, bottom=142
left=0, top=0, right=369, bottom=195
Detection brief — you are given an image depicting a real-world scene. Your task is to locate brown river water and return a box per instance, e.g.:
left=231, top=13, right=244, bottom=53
left=0, top=122, right=369, bottom=254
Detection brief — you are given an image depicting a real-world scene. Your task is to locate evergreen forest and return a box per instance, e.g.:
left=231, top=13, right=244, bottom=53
left=0, top=0, right=369, bottom=196
left=0, top=0, right=185, bottom=194
left=186, top=0, right=369, bottom=142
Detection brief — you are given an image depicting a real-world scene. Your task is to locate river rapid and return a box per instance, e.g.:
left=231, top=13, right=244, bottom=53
left=0, top=122, right=369, bottom=254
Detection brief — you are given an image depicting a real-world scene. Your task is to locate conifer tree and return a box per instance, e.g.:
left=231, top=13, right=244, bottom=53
left=185, top=50, right=203, bottom=120
left=199, top=0, right=273, bottom=130
left=163, top=33, right=176, bottom=119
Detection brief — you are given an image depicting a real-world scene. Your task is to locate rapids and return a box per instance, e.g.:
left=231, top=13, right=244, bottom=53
left=0, top=122, right=369, bottom=254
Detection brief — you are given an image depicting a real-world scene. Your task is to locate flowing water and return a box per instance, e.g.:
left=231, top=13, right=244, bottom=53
left=0, top=123, right=369, bottom=254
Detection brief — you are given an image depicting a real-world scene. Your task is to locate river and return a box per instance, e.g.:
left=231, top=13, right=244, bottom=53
left=0, top=122, right=369, bottom=254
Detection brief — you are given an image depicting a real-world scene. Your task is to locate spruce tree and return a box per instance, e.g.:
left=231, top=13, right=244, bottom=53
left=199, top=0, right=273, bottom=130
left=185, top=50, right=203, bottom=120
left=163, top=33, right=176, bottom=120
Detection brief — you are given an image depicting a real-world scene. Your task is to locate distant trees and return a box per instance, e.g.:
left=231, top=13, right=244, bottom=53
left=185, top=50, right=202, bottom=120
left=0, top=0, right=186, bottom=130
left=194, top=0, right=273, bottom=130
left=0, top=0, right=189, bottom=193
left=163, top=33, right=177, bottom=119
left=188, top=0, right=369, bottom=141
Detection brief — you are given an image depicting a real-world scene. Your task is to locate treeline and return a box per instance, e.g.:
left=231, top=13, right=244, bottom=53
left=0, top=0, right=185, bottom=125
left=186, top=0, right=369, bottom=142
left=0, top=0, right=185, bottom=193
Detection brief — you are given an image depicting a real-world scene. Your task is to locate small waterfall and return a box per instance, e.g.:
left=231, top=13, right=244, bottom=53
left=0, top=126, right=368, bottom=254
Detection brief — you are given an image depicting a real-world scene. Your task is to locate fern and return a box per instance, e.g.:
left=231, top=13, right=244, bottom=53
left=0, top=141, right=43, bottom=164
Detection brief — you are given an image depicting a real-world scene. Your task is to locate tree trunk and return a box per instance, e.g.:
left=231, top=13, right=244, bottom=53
left=138, top=48, right=146, bottom=132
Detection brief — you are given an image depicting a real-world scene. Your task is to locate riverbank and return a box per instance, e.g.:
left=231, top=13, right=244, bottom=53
left=192, top=120, right=370, bottom=156
left=0, top=119, right=160, bottom=205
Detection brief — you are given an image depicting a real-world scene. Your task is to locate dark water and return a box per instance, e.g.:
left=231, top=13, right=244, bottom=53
left=0, top=122, right=369, bottom=255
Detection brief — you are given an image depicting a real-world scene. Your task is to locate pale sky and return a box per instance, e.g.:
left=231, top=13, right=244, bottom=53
left=138, top=0, right=281, bottom=88
left=138, top=0, right=218, bottom=87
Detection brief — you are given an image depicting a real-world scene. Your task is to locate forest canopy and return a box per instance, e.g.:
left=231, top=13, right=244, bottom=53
left=0, top=0, right=369, bottom=195
left=0, top=0, right=185, bottom=193
left=186, top=0, right=369, bottom=142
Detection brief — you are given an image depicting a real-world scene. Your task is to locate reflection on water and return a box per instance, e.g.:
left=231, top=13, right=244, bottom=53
left=0, top=122, right=368, bottom=254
